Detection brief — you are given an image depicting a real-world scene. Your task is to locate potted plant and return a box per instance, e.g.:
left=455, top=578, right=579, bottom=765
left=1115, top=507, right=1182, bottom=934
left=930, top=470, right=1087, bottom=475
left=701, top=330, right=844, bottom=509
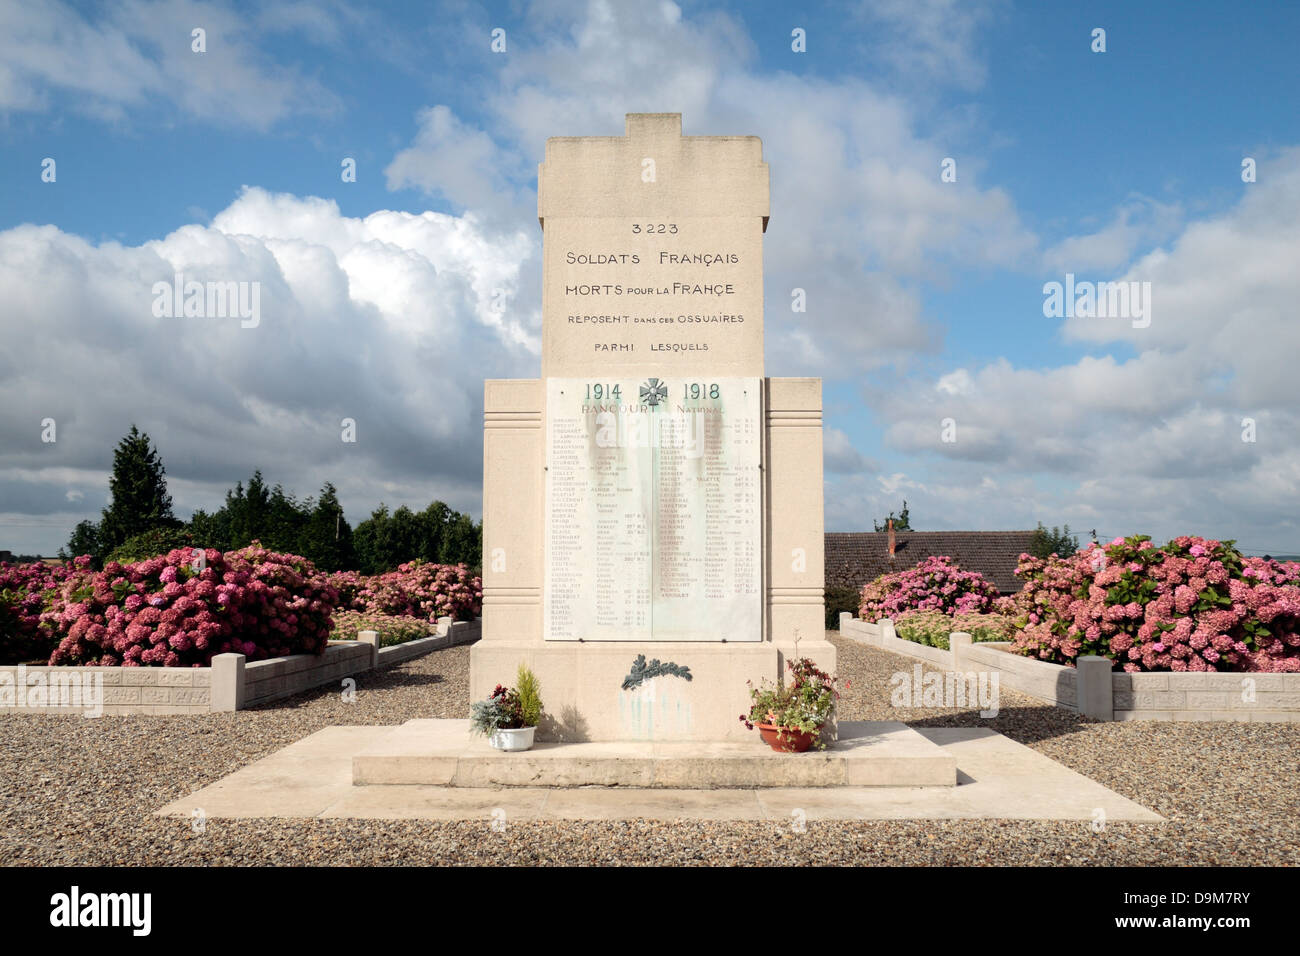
left=739, top=657, right=838, bottom=752
left=470, top=663, right=543, bottom=751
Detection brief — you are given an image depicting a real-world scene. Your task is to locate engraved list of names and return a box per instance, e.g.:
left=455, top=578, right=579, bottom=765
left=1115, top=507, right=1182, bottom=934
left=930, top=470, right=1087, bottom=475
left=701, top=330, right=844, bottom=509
left=544, top=377, right=762, bottom=642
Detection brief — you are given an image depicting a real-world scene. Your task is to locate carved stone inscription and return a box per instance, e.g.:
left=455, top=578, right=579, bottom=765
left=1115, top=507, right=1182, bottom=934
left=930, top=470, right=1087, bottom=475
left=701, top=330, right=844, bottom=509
left=542, top=217, right=764, bottom=377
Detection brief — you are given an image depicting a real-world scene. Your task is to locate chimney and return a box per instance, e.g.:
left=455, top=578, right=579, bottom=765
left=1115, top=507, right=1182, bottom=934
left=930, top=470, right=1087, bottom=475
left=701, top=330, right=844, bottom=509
left=887, top=519, right=896, bottom=559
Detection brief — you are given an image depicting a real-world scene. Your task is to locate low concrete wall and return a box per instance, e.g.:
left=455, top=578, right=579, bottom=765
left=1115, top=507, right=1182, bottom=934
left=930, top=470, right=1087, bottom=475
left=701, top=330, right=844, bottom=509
left=1112, top=670, right=1300, bottom=722
left=0, top=663, right=212, bottom=715
left=376, top=618, right=482, bottom=667
left=840, top=617, right=952, bottom=668
left=243, top=641, right=374, bottom=708
left=1, top=616, right=480, bottom=716
left=216, top=616, right=482, bottom=712
left=961, top=642, right=1079, bottom=712
left=838, top=612, right=1300, bottom=722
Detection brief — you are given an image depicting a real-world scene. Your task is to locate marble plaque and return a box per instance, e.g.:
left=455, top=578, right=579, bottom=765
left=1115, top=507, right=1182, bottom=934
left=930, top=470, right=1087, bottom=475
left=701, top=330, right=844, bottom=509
left=544, top=376, right=762, bottom=642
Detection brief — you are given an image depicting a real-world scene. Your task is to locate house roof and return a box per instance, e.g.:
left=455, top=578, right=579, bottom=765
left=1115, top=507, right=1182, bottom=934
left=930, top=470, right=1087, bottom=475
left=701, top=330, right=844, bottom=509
left=825, top=530, right=1038, bottom=594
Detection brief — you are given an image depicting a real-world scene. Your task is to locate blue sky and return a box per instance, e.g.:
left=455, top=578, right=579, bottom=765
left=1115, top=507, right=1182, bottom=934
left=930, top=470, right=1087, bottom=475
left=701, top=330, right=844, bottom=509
left=2, top=0, right=1299, bottom=556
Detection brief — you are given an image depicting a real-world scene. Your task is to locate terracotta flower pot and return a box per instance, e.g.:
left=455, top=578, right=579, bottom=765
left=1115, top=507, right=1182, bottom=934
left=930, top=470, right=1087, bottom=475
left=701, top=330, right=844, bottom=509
left=756, top=723, right=817, bottom=753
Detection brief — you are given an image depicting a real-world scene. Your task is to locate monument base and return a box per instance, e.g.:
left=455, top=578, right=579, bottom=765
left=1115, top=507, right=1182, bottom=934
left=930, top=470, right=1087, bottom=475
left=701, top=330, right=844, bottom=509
left=470, top=636, right=836, bottom=742
left=352, top=719, right=954, bottom=787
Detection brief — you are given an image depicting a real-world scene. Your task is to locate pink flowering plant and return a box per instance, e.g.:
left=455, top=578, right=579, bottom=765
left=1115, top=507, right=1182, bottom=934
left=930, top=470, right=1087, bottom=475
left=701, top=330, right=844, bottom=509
left=329, top=561, right=481, bottom=622
left=6, top=544, right=480, bottom=668
left=38, top=542, right=339, bottom=667
left=326, top=569, right=367, bottom=610
left=859, top=556, right=1000, bottom=621
left=1008, top=535, right=1300, bottom=673
left=0, top=558, right=88, bottom=664
left=739, top=657, right=839, bottom=749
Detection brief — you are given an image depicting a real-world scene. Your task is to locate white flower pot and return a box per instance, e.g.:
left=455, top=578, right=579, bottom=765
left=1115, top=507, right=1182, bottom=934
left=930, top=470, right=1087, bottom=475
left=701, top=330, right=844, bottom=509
left=489, top=726, right=536, bottom=751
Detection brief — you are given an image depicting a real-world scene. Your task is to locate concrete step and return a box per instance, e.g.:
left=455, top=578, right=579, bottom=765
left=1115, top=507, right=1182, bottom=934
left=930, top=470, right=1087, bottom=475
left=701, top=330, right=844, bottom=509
left=352, top=719, right=957, bottom=788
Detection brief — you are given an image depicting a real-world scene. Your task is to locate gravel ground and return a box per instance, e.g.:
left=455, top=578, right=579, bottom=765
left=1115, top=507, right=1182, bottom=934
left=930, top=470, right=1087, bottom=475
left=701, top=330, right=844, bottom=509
left=1, top=634, right=1297, bottom=866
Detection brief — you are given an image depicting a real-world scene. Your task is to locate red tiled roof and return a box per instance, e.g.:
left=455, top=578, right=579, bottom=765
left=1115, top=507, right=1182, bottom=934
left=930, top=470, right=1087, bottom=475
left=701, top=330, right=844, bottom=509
left=825, top=531, right=1038, bottom=594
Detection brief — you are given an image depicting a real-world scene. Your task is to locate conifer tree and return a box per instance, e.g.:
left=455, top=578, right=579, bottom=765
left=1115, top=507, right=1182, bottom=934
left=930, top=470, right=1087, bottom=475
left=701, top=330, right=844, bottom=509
left=95, top=425, right=177, bottom=555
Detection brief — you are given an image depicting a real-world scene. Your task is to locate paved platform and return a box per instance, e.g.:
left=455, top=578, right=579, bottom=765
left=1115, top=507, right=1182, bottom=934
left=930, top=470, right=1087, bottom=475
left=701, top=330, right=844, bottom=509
left=155, top=724, right=1163, bottom=822
left=351, top=719, right=957, bottom=788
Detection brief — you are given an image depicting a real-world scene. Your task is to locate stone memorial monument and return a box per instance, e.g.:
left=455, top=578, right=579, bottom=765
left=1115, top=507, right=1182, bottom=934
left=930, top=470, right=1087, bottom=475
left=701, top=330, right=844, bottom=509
left=471, top=114, right=833, bottom=741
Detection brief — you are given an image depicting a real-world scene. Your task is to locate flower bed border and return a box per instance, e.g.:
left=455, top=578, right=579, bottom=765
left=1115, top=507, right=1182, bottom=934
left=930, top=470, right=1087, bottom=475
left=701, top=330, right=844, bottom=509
left=0, top=617, right=480, bottom=716
left=840, top=614, right=1300, bottom=722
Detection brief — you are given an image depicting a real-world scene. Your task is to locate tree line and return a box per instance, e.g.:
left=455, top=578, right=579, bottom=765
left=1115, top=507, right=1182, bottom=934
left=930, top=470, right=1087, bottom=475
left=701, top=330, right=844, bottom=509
left=62, top=426, right=481, bottom=573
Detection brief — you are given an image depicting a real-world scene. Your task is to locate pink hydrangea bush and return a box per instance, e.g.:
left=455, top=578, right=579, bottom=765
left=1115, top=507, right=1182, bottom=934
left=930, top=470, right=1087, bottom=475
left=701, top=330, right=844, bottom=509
left=0, top=558, right=88, bottom=663
left=330, top=561, right=482, bottom=622
left=41, top=542, right=339, bottom=667
left=327, top=569, right=367, bottom=610
left=1009, top=535, right=1300, bottom=673
left=859, top=556, right=1000, bottom=621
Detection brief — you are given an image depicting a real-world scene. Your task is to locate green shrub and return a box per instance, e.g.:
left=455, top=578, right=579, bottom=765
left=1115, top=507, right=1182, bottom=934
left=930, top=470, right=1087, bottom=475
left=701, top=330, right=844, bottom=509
left=516, top=663, right=543, bottom=727
left=893, top=610, right=1015, bottom=650
left=824, top=586, right=861, bottom=629
left=104, top=527, right=198, bottom=565
left=330, top=609, right=434, bottom=647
